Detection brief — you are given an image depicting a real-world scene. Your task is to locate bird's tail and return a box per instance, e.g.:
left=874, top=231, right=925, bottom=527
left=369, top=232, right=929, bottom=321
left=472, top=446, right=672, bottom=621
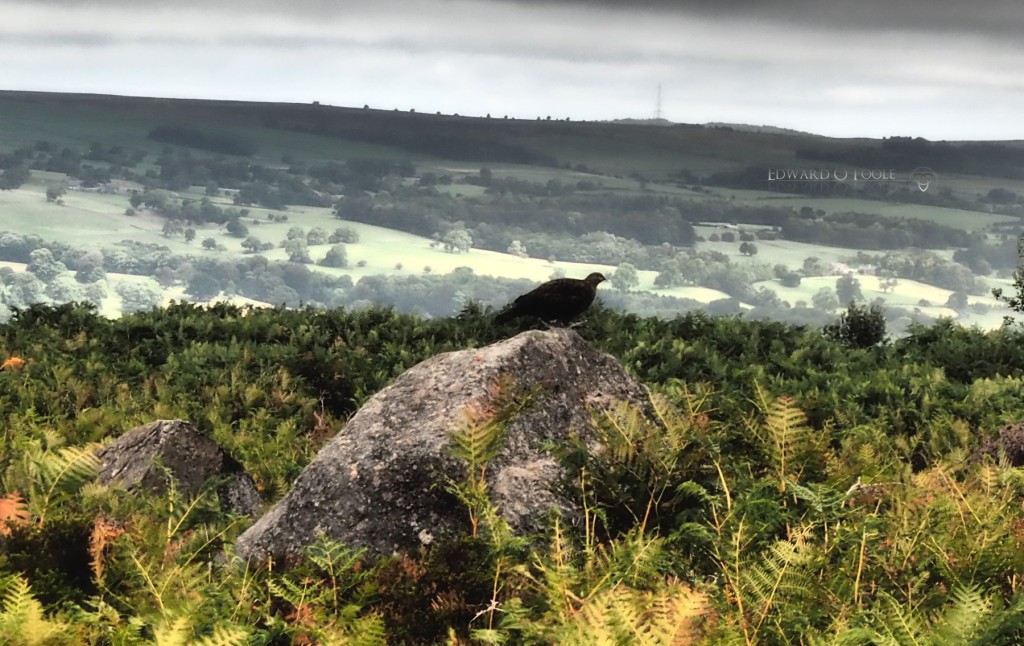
left=494, top=309, right=517, bottom=324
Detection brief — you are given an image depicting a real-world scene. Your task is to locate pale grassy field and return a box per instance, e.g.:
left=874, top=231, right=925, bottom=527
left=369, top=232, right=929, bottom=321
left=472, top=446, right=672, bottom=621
left=753, top=274, right=1012, bottom=328
left=1, top=175, right=1018, bottom=328
left=648, top=285, right=732, bottom=303
left=695, top=225, right=870, bottom=267
left=1, top=180, right=623, bottom=286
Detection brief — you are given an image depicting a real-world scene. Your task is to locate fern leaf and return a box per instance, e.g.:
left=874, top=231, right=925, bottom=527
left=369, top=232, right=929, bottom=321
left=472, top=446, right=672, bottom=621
left=0, top=574, right=36, bottom=628
left=450, top=412, right=506, bottom=475
left=344, top=612, right=388, bottom=646
left=787, top=481, right=845, bottom=518
left=266, top=577, right=308, bottom=610
left=930, top=584, right=992, bottom=644
left=740, top=532, right=818, bottom=636
left=594, top=528, right=669, bottom=590
left=193, top=624, right=250, bottom=646
left=559, top=583, right=709, bottom=646
left=748, top=390, right=819, bottom=490
left=306, top=533, right=363, bottom=575
left=563, top=586, right=626, bottom=645
left=533, top=518, right=582, bottom=614
left=31, top=443, right=101, bottom=525
left=152, top=615, right=191, bottom=646
left=0, top=575, right=69, bottom=645
left=40, top=445, right=101, bottom=491
left=468, top=627, right=508, bottom=645
left=871, top=591, right=929, bottom=646
left=640, top=583, right=710, bottom=646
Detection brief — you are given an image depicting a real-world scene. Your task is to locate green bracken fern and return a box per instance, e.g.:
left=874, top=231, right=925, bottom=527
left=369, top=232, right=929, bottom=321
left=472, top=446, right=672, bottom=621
left=0, top=575, right=72, bottom=645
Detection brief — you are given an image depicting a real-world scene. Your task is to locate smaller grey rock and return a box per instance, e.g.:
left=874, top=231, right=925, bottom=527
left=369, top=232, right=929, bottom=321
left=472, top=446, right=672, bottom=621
left=96, top=419, right=260, bottom=518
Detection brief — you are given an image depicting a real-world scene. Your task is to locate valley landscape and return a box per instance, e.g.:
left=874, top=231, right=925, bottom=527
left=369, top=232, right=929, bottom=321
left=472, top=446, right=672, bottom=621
left=2, top=90, right=1022, bottom=331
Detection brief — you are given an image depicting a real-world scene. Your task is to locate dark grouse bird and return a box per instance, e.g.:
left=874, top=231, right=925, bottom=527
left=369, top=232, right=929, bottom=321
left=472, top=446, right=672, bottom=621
left=494, top=272, right=606, bottom=326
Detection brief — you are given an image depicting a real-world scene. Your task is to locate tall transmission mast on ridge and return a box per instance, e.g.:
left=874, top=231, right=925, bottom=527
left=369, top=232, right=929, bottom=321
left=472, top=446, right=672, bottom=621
left=655, top=84, right=663, bottom=120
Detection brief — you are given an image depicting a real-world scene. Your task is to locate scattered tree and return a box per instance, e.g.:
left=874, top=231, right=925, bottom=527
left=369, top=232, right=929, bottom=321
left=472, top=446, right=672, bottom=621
left=836, top=273, right=864, bottom=304
left=879, top=274, right=899, bottom=294
left=610, top=262, right=640, bottom=291
left=225, top=218, right=249, bottom=238
left=307, top=227, right=329, bottom=245
left=824, top=302, right=887, bottom=348
left=241, top=236, right=265, bottom=253
left=142, top=189, right=172, bottom=211
left=186, top=272, right=222, bottom=301
left=115, top=278, right=164, bottom=313
left=162, top=219, right=185, bottom=238
left=6, top=273, right=46, bottom=307
left=329, top=227, right=360, bottom=244
left=779, top=271, right=802, bottom=288
left=442, top=229, right=473, bottom=254
left=45, top=185, right=67, bottom=204
left=284, top=238, right=312, bottom=263
left=802, top=256, right=826, bottom=276
left=812, top=286, right=840, bottom=312
left=45, top=274, right=82, bottom=303
left=319, top=244, right=349, bottom=268
left=0, top=165, right=30, bottom=190
left=26, top=248, right=67, bottom=283
left=74, top=250, right=106, bottom=284
left=994, top=234, right=1024, bottom=317
left=506, top=240, right=528, bottom=258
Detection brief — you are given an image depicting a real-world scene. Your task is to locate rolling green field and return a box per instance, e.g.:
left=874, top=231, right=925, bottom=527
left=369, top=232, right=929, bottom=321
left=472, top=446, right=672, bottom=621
left=1, top=178, right=618, bottom=293
left=2, top=176, right=1016, bottom=328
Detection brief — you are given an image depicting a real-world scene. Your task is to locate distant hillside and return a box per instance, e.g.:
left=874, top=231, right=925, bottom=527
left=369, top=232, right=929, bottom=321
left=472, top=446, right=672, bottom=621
left=704, top=122, right=819, bottom=137
left=0, top=90, right=843, bottom=181
left=609, top=118, right=677, bottom=127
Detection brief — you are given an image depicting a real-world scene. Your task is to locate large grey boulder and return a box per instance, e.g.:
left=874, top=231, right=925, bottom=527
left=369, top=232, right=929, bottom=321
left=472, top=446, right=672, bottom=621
left=235, top=328, right=650, bottom=561
left=96, top=419, right=260, bottom=518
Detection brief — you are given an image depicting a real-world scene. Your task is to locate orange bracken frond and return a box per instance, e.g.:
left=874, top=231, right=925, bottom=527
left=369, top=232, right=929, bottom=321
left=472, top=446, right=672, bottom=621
left=1, top=356, right=26, bottom=371
left=89, top=516, right=125, bottom=582
left=0, top=492, right=31, bottom=535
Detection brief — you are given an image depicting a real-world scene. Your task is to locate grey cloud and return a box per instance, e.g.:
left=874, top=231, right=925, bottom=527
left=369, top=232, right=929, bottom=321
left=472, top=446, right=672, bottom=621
left=1, top=0, right=1023, bottom=139
left=15, top=0, right=1024, bottom=35
left=505, top=0, right=1024, bottom=35
left=2, top=32, right=117, bottom=46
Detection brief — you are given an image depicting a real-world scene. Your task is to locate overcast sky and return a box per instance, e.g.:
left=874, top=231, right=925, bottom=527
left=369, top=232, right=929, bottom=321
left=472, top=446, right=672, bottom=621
left=2, top=0, right=1023, bottom=140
